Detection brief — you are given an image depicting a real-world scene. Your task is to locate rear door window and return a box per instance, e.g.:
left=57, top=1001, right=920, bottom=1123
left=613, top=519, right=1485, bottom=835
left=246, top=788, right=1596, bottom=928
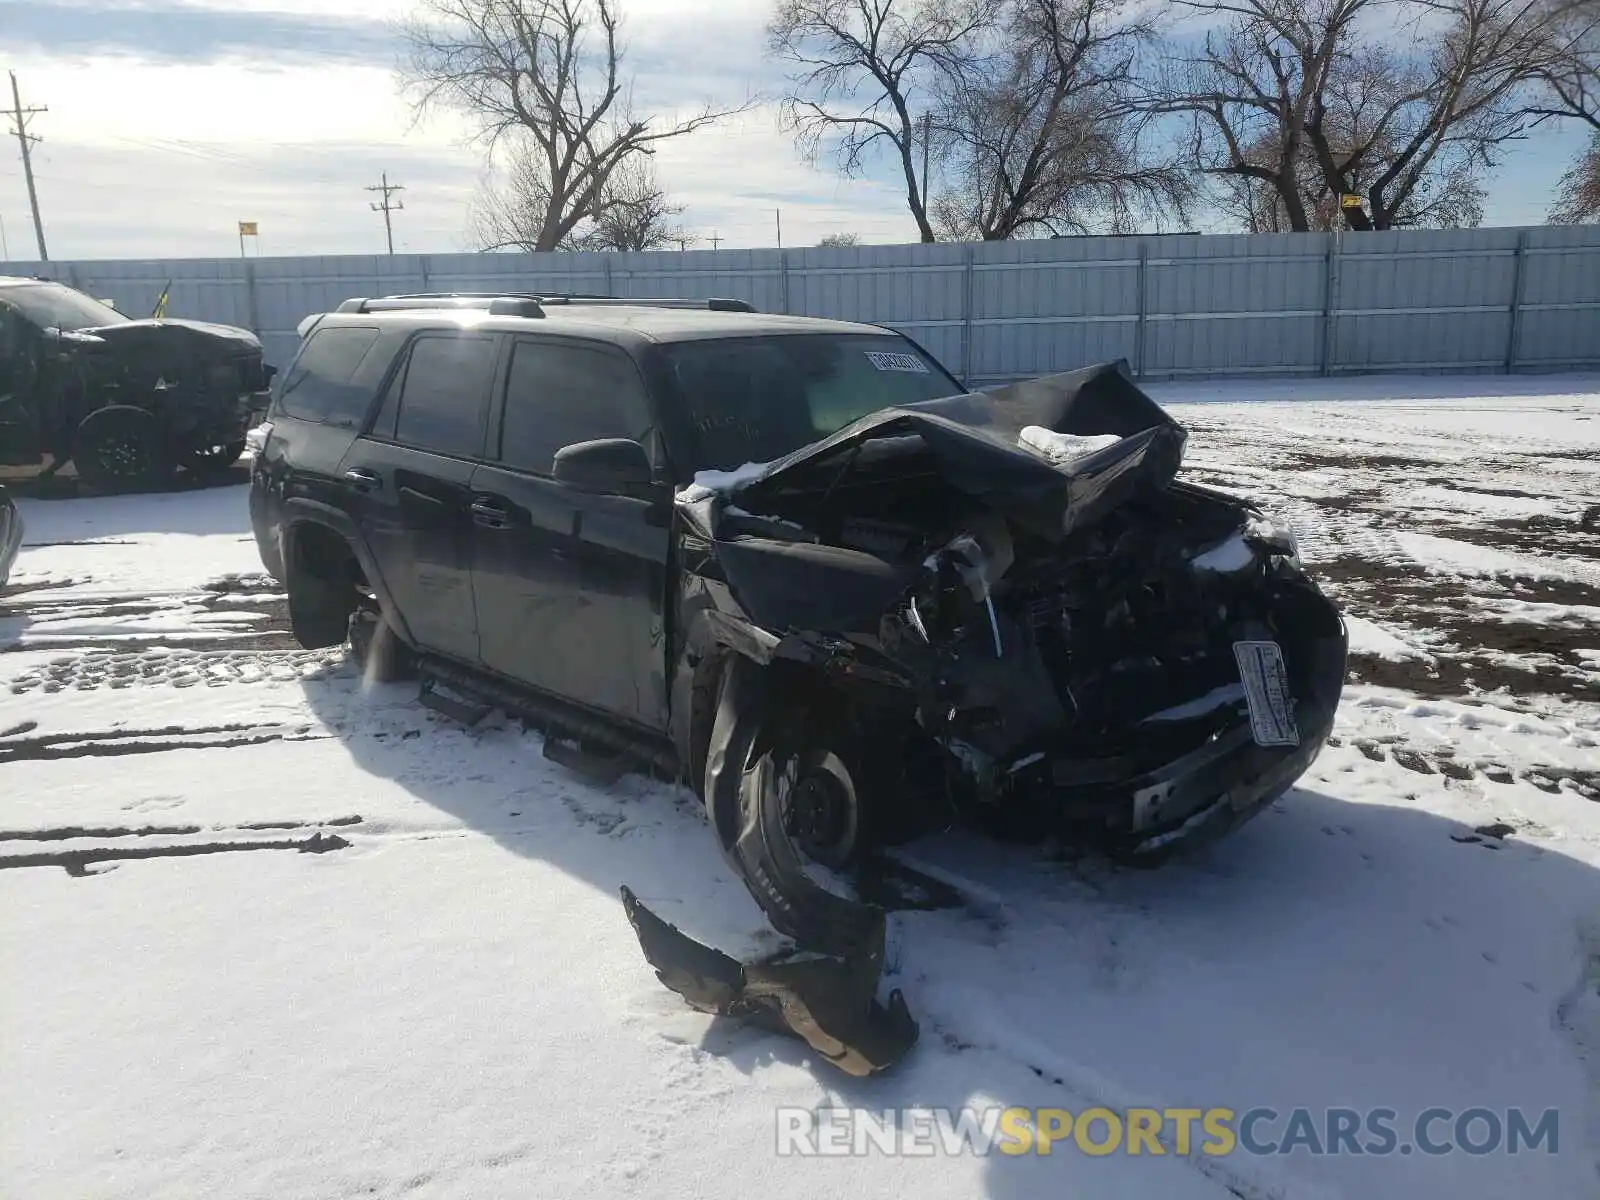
left=497, top=339, right=654, bottom=475
left=276, top=327, right=380, bottom=424
left=375, top=333, right=498, bottom=458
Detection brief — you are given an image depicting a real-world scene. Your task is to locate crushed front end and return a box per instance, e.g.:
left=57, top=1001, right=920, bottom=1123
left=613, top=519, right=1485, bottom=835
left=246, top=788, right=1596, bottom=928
left=701, top=362, right=1346, bottom=857
left=627, top=361, right=1347, bottom=1075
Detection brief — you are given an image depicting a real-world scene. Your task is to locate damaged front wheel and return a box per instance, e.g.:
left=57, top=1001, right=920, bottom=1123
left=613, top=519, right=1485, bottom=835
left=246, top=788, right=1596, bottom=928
left=729, top=682, right=886, bottom=957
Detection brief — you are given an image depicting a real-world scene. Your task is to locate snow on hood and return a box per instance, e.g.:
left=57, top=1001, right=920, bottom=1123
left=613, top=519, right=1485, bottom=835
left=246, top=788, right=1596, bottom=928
left=674, top=460, right=773, bottom=503
left=1017, top=427, right=1122, bottom=465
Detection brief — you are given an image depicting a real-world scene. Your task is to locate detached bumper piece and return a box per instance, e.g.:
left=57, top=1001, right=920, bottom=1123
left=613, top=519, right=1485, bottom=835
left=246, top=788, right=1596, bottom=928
left=620, top=886, right=918, bottom=1077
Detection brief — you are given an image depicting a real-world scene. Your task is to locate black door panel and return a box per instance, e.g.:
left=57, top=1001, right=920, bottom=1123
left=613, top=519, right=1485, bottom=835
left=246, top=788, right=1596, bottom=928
left=342, top=442, right=480, bottom=663
left=469, top=464, right=669, bottom=726
left=337, top=331, right=500, bottom=665
left=469, top=337, right=671, bottom=731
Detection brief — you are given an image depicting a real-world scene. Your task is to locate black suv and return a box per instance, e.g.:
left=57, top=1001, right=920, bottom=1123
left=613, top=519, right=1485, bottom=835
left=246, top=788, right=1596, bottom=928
left=0, top=276, right=275, bottom=490
left=251, top=293, right=1345, bottom=957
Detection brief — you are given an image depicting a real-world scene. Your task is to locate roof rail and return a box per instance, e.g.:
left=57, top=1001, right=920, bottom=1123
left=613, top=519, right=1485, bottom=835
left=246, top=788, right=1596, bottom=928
left=336, top=294, right=546, bottom=317
left=334, top=293, right=757, bottom=317
left=534, top=295, right=758, bottom=313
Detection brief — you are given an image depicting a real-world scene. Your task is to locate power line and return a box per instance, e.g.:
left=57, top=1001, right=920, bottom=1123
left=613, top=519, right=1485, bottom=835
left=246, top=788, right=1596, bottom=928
left=366, top=172, right=405, bottom=255
left=708, top=230, right=723, bottom=250
left=5, top=72, right=48, bottom=261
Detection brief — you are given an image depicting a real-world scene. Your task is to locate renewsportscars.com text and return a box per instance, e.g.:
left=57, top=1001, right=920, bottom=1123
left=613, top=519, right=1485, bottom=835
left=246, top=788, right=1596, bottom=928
left=774, top=1106, right=1561, bottom=1158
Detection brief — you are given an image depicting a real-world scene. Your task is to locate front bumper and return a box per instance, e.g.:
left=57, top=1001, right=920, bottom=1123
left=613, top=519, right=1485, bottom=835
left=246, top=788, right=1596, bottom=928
left=1113, top=628, right=1346, bottom=860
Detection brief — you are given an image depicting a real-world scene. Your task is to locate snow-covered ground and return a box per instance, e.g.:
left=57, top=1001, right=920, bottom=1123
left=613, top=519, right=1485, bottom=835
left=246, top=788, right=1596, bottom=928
left=4, top=375, right=1599, bottom=1200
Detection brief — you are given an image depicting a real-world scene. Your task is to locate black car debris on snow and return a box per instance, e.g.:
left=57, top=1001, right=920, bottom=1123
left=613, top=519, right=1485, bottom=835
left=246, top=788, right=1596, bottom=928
left=0, top=276, right=275, bottom=490
left=249, top=293, right=1349, bottom=1076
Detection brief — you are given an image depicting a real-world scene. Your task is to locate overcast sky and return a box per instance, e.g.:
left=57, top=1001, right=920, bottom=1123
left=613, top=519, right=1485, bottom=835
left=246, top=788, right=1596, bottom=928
left=0, top=0, right=1588, bottom=263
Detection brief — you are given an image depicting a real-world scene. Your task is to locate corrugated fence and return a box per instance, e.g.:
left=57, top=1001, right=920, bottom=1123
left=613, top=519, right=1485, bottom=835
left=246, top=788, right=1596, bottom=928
left=7, top=225, right=1599, bottom=385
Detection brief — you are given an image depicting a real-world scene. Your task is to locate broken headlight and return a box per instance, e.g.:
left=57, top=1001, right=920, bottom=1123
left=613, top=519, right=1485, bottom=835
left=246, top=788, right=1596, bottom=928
left=1249, top=514, right=1301, bottom=567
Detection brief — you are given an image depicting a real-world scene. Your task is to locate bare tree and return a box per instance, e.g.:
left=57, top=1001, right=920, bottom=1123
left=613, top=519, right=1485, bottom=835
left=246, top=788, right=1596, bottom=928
left=818, top=231, right=864, bottom=244
left=404, top=0, right=745, bottom=251
left=1152, top=0, right=1559, bottom=231
left=1552, top=131, right=1600, bottom=219
left=576, top=156, right=691, bottom=250
left=933, top=0, right=1192, bottom=239
left=473, top=141, right=690, bottom=250
left=1146, top=0, right=1373, bottom=232
left=768, top=0, right=992, bottom=241
left=1214, top=129, right=1485, bottom=229
left=1531, top=0, right=1600, bottom=123
left=1529, top=0, right=1600, bottom=219
left=1305, top=1, right=1559, bottom=230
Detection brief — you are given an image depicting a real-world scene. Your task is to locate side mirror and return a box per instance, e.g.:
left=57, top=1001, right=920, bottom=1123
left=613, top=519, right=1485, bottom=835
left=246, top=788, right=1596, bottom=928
left=553, top=438, right=653, bottom=493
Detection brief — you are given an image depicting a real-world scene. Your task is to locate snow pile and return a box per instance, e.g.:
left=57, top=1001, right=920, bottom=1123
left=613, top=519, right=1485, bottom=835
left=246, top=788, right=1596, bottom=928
left=1395, top=532, right=1596, bottom=585
left=1017, top=426, right=1121, bottom=465
left=1345, top=615, right=1435, bottom=663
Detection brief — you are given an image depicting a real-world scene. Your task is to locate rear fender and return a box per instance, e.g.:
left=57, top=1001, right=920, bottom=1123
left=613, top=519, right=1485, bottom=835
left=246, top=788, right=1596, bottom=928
left=279, top=498, right=415, bottom=648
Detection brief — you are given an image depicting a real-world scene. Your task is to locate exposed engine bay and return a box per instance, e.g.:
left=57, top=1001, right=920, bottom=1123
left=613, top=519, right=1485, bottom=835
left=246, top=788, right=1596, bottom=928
left=629, top=362, right=1348, bottom=1076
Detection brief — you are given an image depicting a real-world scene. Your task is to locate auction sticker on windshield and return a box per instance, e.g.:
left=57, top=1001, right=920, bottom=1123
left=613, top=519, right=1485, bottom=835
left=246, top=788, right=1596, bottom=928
left=865, top=350, right=929, bottom=373
left=1233, top=640, right=1301, bottom=747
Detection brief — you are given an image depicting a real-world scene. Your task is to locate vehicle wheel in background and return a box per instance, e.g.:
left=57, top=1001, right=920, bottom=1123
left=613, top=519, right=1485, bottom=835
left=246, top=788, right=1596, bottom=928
left=180, top=439, right=246, bottom=477
left=73, top=406, right=174, bottom=493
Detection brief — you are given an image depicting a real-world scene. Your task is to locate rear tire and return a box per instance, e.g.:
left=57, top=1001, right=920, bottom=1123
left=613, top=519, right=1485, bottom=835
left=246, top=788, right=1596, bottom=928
left=283, top=525, right=359, bottom=649
left=348, top=608, right=414, bottom=682
left=73, top=406, right=172, bottom=492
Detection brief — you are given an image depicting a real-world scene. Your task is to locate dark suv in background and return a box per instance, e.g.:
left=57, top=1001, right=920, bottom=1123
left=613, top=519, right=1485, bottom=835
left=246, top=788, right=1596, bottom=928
left=250, top=292, right=1345, bottom=977
left=0, top=276, right=274, bottom=490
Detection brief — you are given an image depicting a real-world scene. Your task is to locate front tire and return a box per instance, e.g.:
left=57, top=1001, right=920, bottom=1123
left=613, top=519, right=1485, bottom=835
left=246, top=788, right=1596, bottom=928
left=73, top=406, right=172, bottom=492
left=705, top=659, right=882, bottom=953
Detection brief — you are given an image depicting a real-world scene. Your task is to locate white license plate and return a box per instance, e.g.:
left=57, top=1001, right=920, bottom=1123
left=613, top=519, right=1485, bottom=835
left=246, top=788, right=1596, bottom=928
left=1233, top=640, right=1300, bottom=748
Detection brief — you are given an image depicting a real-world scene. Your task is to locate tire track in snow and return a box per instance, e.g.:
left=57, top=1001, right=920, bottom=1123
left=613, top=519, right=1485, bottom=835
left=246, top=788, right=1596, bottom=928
left=6, top=647, right=348, bottom=693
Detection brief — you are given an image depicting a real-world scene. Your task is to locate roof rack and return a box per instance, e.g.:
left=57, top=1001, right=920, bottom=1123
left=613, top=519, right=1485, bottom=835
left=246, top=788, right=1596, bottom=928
left=536, top=295, right=757, bottom=313
left=337, top=294, right=547, bottom=317
left=334, top=293, right=758, bottom=317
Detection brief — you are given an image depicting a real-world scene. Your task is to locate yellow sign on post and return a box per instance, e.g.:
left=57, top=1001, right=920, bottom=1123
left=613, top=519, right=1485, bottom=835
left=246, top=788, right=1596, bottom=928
left=1339, top=194, right=1363, bottom=210
left=238, top=221, right=258, bottom=236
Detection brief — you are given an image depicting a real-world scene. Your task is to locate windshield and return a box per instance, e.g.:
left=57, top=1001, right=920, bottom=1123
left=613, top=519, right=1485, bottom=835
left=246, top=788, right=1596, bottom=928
left=663, top=333, right=964, bottom=472
left=2, top=282, right=129, bottom=332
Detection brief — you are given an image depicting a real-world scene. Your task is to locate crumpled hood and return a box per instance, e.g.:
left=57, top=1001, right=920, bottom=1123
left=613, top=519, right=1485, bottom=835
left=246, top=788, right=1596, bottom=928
left=705, top=360, right=1186, bottom=542
left=83, top=318, right=263, bottom=352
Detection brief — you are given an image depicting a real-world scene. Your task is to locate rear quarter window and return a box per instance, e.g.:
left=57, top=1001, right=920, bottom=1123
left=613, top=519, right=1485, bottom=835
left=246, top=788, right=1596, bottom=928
left=371, top=333, right=498, bottom=458
left=276, top=327, right=381, bottom=426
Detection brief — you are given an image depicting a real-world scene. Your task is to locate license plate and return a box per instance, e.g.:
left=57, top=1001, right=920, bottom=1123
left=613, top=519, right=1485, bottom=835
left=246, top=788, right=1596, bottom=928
left=1233, top=640, right=1300, bottom=748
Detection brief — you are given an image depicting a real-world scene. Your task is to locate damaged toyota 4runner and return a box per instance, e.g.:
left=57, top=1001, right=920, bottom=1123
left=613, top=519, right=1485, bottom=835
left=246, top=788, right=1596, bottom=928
left=0, top=276, right=275, bottom=490
left=252, top=294, right=1347, bottom=1076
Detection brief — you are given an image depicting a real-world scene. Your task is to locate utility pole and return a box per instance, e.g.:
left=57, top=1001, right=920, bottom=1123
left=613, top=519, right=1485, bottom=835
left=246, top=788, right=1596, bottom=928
left=775, top=209, right=782, bottom=249
left=366, top=172, right=405, bottom=255
left=920, top=111, right=932, bottom=210
left=708, top=231, right=723, bottom=250
left=6, top=72, right=48, bottom=262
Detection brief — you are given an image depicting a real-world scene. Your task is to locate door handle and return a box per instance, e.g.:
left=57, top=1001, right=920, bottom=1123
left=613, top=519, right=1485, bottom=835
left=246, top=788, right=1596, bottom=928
left=344, top=468, right=381, bottom=491
left=470, top=498, right=511, bottom=529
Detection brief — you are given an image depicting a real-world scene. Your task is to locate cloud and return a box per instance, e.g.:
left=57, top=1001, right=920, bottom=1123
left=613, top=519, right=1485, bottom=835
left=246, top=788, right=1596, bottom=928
left=0, top=1, right=399, bottom=66
left=3, top=138, right=484, bottom=260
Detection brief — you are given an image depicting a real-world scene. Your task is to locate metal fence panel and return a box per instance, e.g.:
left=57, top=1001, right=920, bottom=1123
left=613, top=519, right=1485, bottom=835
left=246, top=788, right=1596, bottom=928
left=7, top=224, right=1597, bottom=383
